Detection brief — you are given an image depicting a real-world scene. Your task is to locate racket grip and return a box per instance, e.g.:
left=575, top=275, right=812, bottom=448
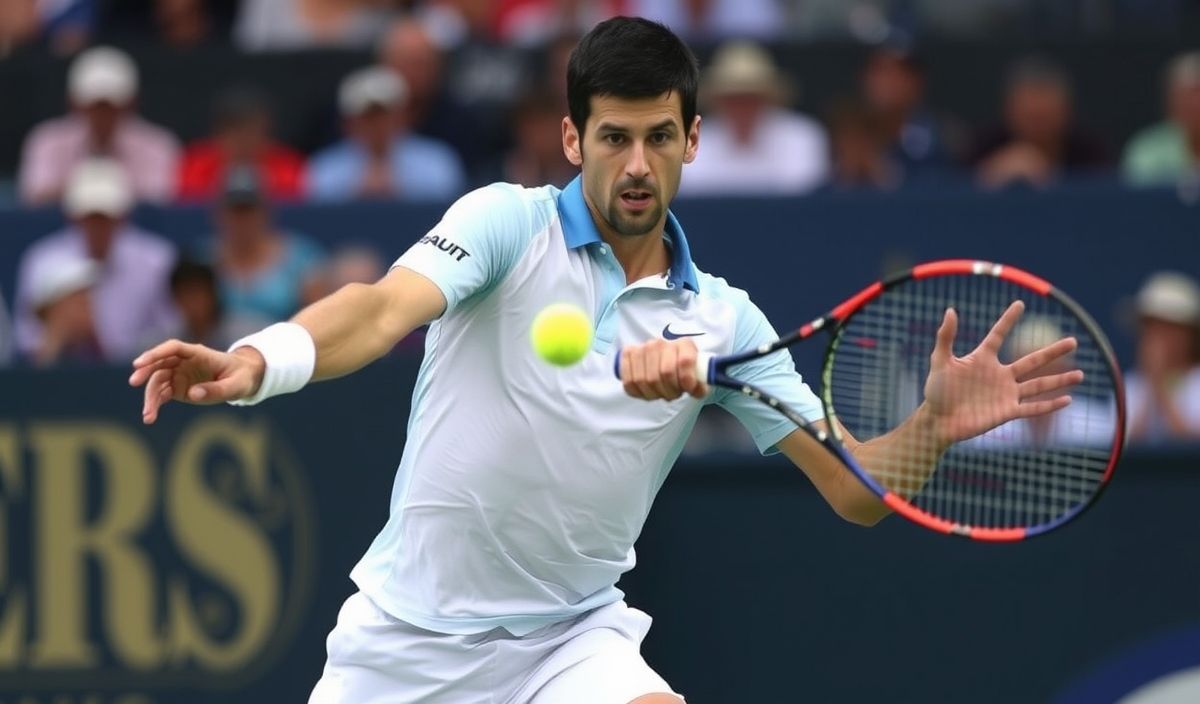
left=694, top=351, right=714, bottom=385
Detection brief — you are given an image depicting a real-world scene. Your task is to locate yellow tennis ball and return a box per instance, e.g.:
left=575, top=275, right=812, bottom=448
left=530, top=303, right=593, bottom=367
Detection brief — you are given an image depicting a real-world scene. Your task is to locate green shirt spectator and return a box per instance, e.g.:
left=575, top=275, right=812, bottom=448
left=1122, top=52, right=1200, bottom=187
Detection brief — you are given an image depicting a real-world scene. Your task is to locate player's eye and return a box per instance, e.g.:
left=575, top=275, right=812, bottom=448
left=603, top=133, right=625, bottom=146
left=649, top=132, right=670, bottom=145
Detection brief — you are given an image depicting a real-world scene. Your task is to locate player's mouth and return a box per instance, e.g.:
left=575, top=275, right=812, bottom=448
left=619, top=190, right=654, bottom=212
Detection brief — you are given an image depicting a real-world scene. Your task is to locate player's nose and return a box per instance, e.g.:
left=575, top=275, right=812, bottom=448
left=624, top=143, right=650, bottom=180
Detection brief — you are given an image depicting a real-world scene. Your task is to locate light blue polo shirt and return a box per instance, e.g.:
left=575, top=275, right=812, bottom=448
left=350, top=177, right=823, bottom=636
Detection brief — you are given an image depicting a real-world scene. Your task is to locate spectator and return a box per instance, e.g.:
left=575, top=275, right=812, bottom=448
left=1122, top=52, right=1200, bottom=187
left=98, top=0, right=233, bottom=49
left=0, top=0, right=40, bottom=56
left=18, top=46, right=181, bottom=205
left=177, top=85, right=306, bottom=203
left=396, top=9, right=532, bottom=176
left=19, top=251, right=102, bottom=366
left=0, top=0, right=96, bottom=56
left=1125, top=271, right=1200, bottom=444
left=158, top=259, right=259, bottom=350
left=969, top=57, right=1109, bottom=190
left=631, top=0, right=786, bottom=41
left=308, top=66, right=464, bottom=202
left=14, top=158, right=178, bottom=363
left=860, top=45, right=960, bottom=181
left=680, top=41, right=829, bottom=196
left=211, top=165, right=326, bottom=325
left=969, top=315, right=1116, bottom=448
left=235, top=0, right=391, bottom=52
left=826, top=98, right=901, bottom=190
left=489, top=88, right=576, bottom=189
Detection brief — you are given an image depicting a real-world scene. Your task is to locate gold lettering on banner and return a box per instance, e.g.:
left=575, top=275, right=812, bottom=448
left=0, top=413, right=311, bottom=695
left=27, top=424, right=160, bottom=669
left=0, top=426, right=25, bottom=665
left=165, top=417, right=281, bottom=670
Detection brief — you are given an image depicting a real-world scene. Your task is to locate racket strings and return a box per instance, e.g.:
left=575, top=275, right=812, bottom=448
left=827, top=274, right=1118, bottom=530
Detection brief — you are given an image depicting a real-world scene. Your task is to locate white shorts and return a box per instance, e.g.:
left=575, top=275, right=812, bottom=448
left=308, top=592, right=684, bottom=704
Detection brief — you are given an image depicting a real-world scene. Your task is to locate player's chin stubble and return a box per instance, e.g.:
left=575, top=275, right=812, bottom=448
left=604, top=193, right=662, bottom=238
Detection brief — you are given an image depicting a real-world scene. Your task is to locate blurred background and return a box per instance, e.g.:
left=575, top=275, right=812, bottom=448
left=0, top=1, right=1198, bottom=703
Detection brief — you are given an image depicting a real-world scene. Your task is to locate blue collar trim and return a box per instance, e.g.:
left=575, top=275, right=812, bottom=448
left=557, top=175, right=699, bottom=293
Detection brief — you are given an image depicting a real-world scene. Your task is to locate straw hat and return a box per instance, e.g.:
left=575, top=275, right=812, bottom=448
left=704, top=41, right=790, bottom=102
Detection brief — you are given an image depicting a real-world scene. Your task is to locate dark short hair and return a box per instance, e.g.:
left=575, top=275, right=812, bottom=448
left=170, top=258, right=217, bottom=293
left=566, top=17, right=699, bottom=135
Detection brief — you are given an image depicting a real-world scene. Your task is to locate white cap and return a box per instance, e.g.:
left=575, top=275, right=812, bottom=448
left=339, top=66, right=408, bottom=116
left=1008, top=315, right=1066, bottom=359
left=68, top=46, right=138, bottom=106
left=705, top=41, right=789, bottom=100
left=27, top=252, right=100, bottom=312
left=1137, top=271, right=1200, bottom=325
left=63, top=158, right=134, bottom=219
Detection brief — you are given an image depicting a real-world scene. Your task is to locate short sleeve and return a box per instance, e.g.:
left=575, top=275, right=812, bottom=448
left=392, top=184, right=536, bottom=314
left=713, top=297, right=824, bottom=455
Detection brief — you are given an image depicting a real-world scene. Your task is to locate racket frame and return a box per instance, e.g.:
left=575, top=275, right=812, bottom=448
left=702, top=259, right=1126, bottom=542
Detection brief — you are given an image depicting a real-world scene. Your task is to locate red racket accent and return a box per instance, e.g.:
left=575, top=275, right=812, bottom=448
left=829, top=281, right=883, bottom=322
left=969, top=526, right=1028, bottom=542
left=911, top=259, right=1053, bottom=295
left=883, top=493, right=1027, bottom=542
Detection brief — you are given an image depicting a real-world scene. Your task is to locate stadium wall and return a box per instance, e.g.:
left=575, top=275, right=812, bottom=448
left=0, top=360, right=1196, bottom=703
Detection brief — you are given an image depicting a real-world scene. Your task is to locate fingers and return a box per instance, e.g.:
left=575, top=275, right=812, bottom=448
left=128, top=356, right=182, bottom=387
left=930, top=307, right=958, bottom=366
left=1018, top=369, right=1084, bottom=400
left=132, top=339, right=198, bottom=371
left=979, top=300, right=1025, bottom=355
left=621, top=339, right=706, bottom=401
left=1016, top=395, right=1072, bottom=419
left=1011, top=336, right=1078, bottom=379
left=142, top=367, right=175, bottom=424
left=653, top=343, right=680, bottom=399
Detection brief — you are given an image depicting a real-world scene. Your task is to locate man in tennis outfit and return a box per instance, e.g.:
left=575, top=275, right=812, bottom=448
left=131, top=17, right=1078, bottom=704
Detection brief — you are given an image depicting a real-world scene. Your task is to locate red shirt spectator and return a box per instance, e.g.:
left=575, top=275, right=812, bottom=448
left=176, top=85, right=305, bottom=203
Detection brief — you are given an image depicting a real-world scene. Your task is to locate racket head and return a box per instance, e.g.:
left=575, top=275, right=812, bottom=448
left=821, top=260, right=1125, bottom=541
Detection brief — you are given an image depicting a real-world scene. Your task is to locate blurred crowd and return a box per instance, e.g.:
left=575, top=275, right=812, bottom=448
left=0, top=0, right=1197, bottom=447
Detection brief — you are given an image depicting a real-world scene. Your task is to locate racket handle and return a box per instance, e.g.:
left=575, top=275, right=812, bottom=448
left=694, top=351, right=714, bottom=385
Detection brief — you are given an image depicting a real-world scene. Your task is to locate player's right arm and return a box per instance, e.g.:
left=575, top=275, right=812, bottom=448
left=130, top=266, right=445, bottom=424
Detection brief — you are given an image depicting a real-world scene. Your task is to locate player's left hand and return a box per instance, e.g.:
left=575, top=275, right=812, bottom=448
left=923, top=300, right=1084, bottom=445
left=620, top=338, right=709, bottom=401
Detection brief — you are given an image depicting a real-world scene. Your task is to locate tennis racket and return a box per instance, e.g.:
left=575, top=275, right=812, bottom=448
left=696, top=259, right=1124, bottom=541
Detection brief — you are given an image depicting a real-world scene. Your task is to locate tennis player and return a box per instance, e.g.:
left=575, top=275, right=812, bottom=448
left=130, top=17, right=1079, bottom=704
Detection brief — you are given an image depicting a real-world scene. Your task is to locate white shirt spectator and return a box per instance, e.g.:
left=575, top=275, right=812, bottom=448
left=18, top=46, right=180, bottom=205
left=681, top=108, right=830, bottom=196
left=14, top=224, right=178, bottom=362
left=235, top=0, right=389, bottom=51
left=1125, top=368, right=1200, bottom=443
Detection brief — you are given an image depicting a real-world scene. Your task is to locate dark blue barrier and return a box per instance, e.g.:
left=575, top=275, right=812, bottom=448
left=2, top=183, right=1198, bottom=370
left=0, top=358, right=1197, bottom=703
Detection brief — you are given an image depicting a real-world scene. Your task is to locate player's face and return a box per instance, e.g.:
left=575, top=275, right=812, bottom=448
left=563, top=92, right=699, bottom=238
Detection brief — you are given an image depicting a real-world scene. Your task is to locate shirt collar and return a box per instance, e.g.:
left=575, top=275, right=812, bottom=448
left=557, top=175, right=699, bottom=293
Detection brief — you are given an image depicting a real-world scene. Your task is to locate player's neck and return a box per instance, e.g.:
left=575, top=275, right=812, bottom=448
left=590, top=212, right=671, bottom=286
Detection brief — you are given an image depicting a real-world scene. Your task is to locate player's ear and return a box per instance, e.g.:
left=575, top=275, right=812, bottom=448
left=563, top=117, right=583, bottom=166
left=683, top=114, right=701, bottom=164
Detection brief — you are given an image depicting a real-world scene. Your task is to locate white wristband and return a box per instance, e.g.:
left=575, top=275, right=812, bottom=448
left=226, top=322, right=316, bottom=407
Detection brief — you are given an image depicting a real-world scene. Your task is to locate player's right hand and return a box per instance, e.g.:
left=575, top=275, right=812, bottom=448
left=128, top=340, right=266, bottom=424
left=619, top=337, right=709, bottom=401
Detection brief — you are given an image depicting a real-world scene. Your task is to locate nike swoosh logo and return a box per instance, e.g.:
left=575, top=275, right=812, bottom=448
left=662, top=324, right=705, bottom=340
